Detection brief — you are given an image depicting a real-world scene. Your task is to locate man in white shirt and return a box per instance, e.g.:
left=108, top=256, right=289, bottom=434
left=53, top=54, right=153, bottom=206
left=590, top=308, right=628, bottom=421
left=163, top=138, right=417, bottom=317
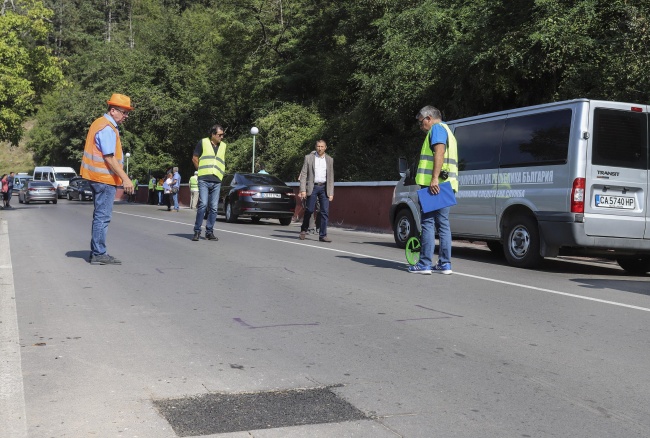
left=298, top=140, right=334, bottom=242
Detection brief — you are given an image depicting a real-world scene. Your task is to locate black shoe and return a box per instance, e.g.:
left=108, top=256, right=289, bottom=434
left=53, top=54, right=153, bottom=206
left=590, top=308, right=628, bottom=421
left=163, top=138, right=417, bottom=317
left=205, top=232, right=218, bottom=241
left=192, top=231, right=201, bottom=241
left=89, top=254, right=122, bottom=265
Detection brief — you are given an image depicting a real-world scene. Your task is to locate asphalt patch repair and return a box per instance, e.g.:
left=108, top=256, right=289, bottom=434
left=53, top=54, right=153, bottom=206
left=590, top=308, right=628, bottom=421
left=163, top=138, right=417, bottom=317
left=153, top=386, right=369, bottom=436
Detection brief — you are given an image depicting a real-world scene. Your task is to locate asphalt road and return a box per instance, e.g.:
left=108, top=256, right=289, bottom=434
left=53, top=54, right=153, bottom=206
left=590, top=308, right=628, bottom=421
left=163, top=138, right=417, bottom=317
left=1, top=201, right=650, bottom=438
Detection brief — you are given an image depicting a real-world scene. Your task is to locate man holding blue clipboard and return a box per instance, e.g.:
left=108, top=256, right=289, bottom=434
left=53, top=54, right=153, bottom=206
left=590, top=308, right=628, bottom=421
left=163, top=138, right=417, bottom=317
left=409, top=105, right=459, bottom=275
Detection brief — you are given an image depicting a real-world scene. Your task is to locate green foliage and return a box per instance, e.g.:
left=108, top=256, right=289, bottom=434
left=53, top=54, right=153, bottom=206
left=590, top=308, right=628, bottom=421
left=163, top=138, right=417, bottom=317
left=228, top=103, right=325, bottom=181
left=19, top=0, right=650, bottom=180
left=0, top=0, right=65, bottom=145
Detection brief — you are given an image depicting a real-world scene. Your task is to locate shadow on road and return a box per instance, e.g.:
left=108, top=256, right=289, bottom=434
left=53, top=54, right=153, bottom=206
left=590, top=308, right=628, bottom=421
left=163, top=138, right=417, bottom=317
left=450, top=244, right=637, bottom=277
left=65, top=250, right=89, bottom=261
left=335, top=255, right=405, bottom=271
left=571, top=278, right=650, bottom=296
left=350, top=240, right=398, bottom=249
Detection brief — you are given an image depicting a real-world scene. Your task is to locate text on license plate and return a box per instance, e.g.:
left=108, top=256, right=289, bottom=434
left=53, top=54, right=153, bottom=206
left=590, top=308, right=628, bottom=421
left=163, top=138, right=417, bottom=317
left=595, top=195, right=635, bottom=209
left=261, top=193, right=281, bottom=198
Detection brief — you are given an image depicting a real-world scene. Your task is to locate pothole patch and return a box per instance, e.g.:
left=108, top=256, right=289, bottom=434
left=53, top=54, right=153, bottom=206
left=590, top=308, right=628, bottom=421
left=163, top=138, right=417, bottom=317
left=153, top=386, right=369, bottom=436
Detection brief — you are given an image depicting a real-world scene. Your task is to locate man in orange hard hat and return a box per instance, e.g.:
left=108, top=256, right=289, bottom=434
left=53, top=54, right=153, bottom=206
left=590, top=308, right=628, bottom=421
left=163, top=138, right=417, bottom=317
left=80, top=93, right=134, bottom=265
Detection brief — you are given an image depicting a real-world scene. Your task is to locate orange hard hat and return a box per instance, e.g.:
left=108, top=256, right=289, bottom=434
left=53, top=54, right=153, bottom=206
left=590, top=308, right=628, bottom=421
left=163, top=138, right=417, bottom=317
left=106, top=93, right=134, bottom=111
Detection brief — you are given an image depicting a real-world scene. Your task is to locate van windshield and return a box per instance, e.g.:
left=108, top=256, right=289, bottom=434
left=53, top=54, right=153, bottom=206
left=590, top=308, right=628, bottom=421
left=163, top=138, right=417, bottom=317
left=55, top=172, right=77, bottom=181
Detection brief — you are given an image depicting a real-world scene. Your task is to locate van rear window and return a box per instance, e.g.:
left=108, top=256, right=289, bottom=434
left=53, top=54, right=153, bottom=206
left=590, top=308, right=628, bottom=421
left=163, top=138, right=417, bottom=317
left=500, top=110, right=571, bottom=168
left=592, top=108, right=648, bottom=170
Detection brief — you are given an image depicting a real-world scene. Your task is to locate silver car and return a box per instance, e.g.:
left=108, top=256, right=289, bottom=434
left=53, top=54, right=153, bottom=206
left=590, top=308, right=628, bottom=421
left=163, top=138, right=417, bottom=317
left=19, top=181, right=58, bottom=204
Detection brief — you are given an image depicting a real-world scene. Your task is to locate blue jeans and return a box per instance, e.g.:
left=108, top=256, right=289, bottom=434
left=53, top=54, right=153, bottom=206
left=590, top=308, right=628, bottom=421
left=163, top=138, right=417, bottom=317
left=301, top=184, right=329, bottom=238
left=89, top=182, right=116, bottom=257
left=419, top=205, right=452, bottom=267
left=194, top=180, right=221, bottom=233
left=172, top=191, right=179, bottom=210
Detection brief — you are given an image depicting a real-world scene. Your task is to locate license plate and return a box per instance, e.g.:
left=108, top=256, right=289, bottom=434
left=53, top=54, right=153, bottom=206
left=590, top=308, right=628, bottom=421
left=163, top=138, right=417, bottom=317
left=595, top=195, right=635, bottom=209
left=261, top=193, right=281, bottom=198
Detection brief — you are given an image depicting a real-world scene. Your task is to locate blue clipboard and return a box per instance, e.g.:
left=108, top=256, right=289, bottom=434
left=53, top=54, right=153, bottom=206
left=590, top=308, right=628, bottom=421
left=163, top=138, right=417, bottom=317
left=417, top=181, right=457, bottom=213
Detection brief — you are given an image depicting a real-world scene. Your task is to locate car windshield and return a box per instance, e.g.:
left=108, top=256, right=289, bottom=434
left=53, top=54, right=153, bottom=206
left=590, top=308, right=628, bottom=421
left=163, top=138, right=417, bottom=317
left=55, top=172, right=77, bottom=181
left=239, top=174, right=286, bottom=186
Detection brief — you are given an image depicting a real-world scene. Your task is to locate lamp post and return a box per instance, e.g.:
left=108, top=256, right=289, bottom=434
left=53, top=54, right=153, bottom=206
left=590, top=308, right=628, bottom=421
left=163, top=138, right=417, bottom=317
left=250, top=127, right=259, bottom=173
left=125, top=152, right=131, bottom=175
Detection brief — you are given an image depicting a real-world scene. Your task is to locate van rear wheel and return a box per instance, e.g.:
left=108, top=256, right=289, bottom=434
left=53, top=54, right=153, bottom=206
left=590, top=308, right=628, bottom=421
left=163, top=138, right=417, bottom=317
left=393, top=209, right=417, bottom=249
left=503, top=215, right=543, bottom=268
left=616, top=256, right=650, bottom=275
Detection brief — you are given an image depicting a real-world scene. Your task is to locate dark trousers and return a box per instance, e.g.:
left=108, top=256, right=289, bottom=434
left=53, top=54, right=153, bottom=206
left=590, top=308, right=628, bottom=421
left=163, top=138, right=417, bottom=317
left=148, top=189, right=156, bottom=204
left=301, top=184, right=329, bottom=238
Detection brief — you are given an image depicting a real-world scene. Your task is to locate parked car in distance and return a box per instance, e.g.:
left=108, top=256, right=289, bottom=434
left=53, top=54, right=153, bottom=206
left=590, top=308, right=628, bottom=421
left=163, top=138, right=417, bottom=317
left=18, top=180, right=58, bottom=204
left=66, top=177, right=93, bottom=201
left=218, top=173, right=296, bottom=225
left=12, top=173, right=32, bottom=195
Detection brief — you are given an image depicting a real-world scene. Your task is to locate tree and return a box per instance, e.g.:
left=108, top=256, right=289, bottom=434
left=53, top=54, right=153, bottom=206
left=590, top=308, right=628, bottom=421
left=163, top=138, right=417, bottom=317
left=0, top=0, right=64, bottom=145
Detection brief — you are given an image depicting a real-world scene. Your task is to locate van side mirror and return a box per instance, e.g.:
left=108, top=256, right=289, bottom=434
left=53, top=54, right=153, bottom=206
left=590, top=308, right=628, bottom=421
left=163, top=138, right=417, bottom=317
left=398, top=157, right=408, bottom=177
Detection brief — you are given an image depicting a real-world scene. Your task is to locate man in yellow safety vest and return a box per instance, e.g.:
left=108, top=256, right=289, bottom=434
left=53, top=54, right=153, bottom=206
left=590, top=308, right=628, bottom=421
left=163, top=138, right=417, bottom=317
left=191, top=124, right=227, bottom=241
left=409, top=105, right=458, bottom=275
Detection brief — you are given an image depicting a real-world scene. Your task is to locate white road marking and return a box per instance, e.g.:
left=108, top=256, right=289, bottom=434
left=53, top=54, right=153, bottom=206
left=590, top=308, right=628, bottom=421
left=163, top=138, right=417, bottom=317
left=0, top=220, right=28, bottom=437
left=116, top=212, right=650, bottom=313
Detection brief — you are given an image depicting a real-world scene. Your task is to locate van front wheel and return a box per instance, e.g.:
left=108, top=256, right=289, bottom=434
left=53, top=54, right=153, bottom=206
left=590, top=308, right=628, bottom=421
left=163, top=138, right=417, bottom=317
left=394, top=209, right=417, bottom=249
left=504, top=215, right=543, bottom=268
left=616, top=256, right=650, bottom=275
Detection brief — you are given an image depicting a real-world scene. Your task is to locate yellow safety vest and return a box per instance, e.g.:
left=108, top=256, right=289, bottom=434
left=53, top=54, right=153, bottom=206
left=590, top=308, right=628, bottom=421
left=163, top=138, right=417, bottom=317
left=189, top=175, right=199, bottom=190
left=197, top=138, right=227, bottom=180
left=415, top=123, right=459, bottom=192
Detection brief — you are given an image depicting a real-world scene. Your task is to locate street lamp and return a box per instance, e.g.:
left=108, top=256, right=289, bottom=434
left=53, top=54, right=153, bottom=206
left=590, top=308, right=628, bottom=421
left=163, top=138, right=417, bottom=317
left=125, top=152, right=131, bottom=175
left=250, top=127, right=259, bottom=173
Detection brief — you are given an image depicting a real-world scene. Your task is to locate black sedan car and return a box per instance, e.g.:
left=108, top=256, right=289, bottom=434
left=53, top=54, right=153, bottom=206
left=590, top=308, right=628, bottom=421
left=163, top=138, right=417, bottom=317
left=18, top=181, right=58, bottom=204
left=218, top=173, right=296, bottom=225
left=66, top=177, right=93, bottom=201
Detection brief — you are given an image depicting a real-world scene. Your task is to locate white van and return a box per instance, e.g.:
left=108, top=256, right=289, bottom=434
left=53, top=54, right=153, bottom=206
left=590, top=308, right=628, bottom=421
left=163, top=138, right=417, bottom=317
left=33, top=166, right=78, bottom=199
left=391, top=99, right=650, bottom=274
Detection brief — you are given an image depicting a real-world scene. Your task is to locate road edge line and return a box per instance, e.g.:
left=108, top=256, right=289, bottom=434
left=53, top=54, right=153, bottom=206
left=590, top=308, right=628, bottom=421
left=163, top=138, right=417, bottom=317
left=0, top=219, right=28, bottom=437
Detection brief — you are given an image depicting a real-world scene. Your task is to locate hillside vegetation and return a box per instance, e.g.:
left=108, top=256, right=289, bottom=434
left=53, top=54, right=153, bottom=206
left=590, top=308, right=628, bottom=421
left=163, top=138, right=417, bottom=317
left=3, top=1, right=650, bottom=181
left=0, top=120, right=35, bottom=175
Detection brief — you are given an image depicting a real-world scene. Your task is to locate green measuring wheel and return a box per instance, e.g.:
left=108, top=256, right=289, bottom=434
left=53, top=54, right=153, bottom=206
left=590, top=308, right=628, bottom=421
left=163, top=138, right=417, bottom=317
left=405, top=236, right=421, bottom=266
